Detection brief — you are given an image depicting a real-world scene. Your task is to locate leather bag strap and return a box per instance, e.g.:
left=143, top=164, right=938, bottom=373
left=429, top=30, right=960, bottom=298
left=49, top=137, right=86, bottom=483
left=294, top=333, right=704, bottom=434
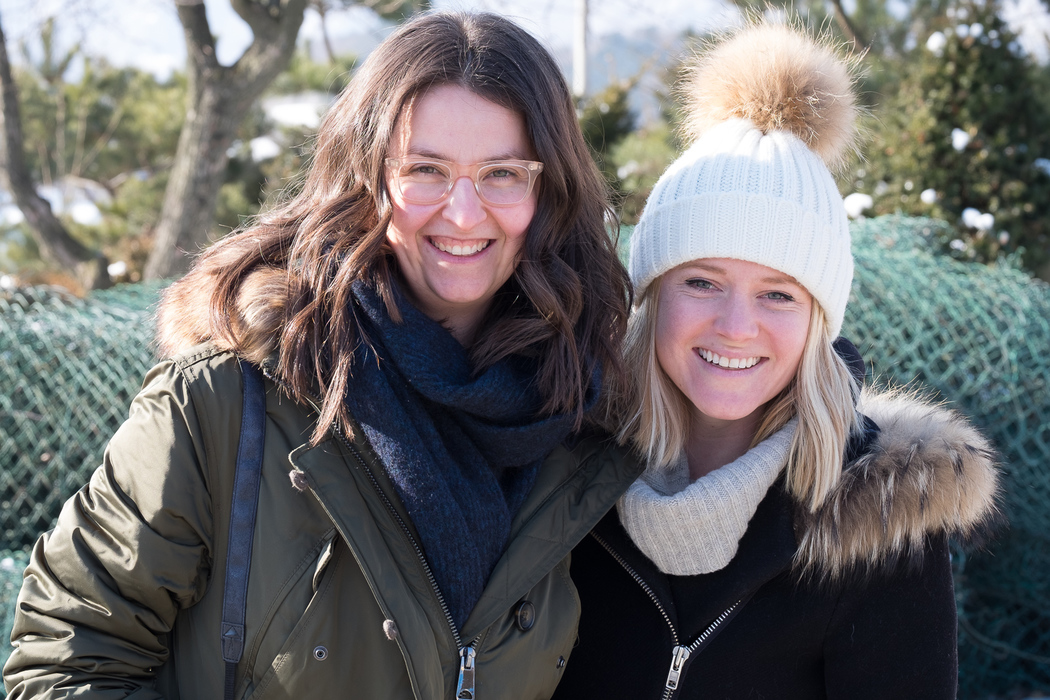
left=220, top=359, right=267, bottom=700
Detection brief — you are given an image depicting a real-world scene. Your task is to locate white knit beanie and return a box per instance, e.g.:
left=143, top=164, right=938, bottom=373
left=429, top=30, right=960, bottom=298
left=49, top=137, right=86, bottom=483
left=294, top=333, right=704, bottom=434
left=629, top=23, right=860, bottom=337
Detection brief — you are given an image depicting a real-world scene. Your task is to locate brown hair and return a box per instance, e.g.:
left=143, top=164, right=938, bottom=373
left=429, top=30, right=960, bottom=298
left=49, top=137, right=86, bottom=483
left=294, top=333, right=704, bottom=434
left=157, top=11, right=630, bottom=443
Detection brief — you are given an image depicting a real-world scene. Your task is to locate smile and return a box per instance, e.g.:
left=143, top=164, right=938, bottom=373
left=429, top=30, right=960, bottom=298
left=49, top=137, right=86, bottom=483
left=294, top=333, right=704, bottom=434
left=430, top=237, right=491, bottom=257
left=699, top=348, right=761, bottom=369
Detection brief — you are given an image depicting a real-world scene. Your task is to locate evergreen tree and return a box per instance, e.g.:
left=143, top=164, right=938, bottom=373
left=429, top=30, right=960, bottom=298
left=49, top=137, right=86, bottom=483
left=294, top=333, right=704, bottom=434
left=856, top=0, right=1050, bottom=277
left=577, top=81, right=637, bottom=220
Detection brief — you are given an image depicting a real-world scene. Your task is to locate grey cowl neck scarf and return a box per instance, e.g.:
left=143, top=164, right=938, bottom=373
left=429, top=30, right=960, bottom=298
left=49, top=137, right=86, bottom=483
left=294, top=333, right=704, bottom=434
left=619, top=418, right=797, bottom=576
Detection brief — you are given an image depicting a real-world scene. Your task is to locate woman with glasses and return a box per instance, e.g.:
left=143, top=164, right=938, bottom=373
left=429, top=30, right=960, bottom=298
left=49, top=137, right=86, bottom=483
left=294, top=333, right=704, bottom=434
left=5, top=12, right=634, bottom=699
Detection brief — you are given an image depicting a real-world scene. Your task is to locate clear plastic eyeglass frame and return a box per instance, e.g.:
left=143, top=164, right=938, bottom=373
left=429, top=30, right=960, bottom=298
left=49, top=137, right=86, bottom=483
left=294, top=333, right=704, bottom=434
left=384, top=157, right=544, bottom=207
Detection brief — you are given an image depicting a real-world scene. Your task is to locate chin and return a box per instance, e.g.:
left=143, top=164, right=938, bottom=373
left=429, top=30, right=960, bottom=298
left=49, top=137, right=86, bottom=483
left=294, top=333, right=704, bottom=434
left=691, top=396, right=769, bottom=424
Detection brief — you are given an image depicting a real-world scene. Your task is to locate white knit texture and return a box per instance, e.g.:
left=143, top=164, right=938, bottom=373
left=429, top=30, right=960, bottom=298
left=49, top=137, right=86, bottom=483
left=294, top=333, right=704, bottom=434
left=629, top=119, right=853, bottom=337
left=618, top=418, right=797, bottom=576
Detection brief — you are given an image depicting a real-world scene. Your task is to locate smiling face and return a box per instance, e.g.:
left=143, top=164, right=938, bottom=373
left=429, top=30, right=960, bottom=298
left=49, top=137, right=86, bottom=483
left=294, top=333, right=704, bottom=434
left=655, top=258, right=813, bottom=431
left=385, top=84, right=537, bottom=345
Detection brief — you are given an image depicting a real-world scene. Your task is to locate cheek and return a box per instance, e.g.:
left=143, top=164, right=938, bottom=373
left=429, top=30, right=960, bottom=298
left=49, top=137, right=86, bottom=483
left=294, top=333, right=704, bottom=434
left=499, top=198, right=537, bottom=242
left=654, top=299, right=691, bottom=374
left=386, top=202, right=430, bottom=248
left=773, top=316, right=811, bottom=381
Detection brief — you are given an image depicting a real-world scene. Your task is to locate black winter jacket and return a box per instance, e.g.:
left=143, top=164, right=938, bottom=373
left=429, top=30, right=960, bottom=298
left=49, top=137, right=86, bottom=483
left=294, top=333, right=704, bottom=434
left=554, top=391, right=999, bottom=700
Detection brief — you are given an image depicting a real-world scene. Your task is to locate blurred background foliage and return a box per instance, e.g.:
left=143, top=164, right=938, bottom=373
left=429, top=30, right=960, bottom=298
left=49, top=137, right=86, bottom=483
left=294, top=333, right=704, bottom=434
left=1, top=18, right=185, bottom=281
left=2, top=0, right=1048, bottom=285
left=1, top=1, right=1049, bottom=697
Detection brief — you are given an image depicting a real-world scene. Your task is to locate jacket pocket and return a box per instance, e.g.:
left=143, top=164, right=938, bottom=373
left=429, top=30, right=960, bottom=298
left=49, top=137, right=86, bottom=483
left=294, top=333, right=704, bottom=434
left=243, top=535, right=415, bottom=700
left=238, top=528, right=337, bottom=695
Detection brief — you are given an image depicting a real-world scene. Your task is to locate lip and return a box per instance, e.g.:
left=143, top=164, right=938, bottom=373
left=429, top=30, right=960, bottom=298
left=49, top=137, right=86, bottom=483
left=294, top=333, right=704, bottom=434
left=696, top=347, right=765, bottom=370
left=427, top=236, right=493, bottom=259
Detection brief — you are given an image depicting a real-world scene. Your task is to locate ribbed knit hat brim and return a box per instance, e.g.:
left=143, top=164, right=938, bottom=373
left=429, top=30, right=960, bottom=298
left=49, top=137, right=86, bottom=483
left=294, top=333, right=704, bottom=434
left=629, top=118, right=853, bottom=336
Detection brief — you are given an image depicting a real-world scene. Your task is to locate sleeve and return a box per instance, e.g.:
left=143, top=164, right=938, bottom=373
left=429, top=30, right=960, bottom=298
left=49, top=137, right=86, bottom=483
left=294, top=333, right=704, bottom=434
left=823, top=533, right=959, bottom=700
left=3, top=360, right=218, bottom=699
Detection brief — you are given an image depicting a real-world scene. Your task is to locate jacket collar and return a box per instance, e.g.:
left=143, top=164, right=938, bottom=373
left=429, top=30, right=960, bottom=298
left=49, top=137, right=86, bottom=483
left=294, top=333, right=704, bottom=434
left=795, top=389, right=1001, bottom=578
left=592, top=471, right=797, bottom=643
left=588, top=410, right=879, bottom=642
left=288, top=420, right=642, bottom=644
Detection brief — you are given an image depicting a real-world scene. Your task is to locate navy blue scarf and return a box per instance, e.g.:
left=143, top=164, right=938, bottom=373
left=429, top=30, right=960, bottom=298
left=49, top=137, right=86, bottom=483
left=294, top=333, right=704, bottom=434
left=344, top=281, right=584, bottom=628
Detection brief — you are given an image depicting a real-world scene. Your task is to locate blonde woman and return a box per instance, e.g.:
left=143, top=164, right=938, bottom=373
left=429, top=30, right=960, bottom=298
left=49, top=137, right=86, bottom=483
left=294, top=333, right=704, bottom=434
left=553, top=22, right=999, bottom=699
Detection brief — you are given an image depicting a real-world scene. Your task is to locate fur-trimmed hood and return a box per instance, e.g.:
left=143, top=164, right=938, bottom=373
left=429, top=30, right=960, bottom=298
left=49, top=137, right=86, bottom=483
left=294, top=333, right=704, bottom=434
left=156, top=263, right=289, bottom=363
left=795, top=388, right=1001, bottom=577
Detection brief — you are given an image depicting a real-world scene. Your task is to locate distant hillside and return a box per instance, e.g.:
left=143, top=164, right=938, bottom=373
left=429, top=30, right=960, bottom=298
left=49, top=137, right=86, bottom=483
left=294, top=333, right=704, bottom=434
left=311, top=24, right=693, bottom=126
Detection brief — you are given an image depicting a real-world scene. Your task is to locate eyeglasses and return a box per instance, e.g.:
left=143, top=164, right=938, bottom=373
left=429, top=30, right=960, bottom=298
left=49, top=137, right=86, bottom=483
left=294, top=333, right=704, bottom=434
left=385, top=157, right=543, bottom=207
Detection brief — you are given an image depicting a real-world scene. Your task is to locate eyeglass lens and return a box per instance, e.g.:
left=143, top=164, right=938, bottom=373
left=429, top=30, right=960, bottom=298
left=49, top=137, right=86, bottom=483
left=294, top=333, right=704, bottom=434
left=397, top=162, right=533, bottom=205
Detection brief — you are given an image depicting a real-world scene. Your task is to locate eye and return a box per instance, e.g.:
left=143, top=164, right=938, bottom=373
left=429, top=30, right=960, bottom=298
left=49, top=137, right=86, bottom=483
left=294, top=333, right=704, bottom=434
left=764, top=290, right=796, bottom=302
left=481, top=166, right=526, bottom=182
left=685, top=277, right=715, bottom=290
left=406, top=163, right=444, bottom=176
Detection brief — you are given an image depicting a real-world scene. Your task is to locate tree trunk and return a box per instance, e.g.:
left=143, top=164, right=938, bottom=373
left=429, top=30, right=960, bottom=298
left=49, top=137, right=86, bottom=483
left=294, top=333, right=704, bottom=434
left=144, top=0, right=308, bottom=281
left=312, top=1, right=337, bottom=64
left=0, top=8, right=110, bottom=289
left=828, top=0, right=866, bottom=49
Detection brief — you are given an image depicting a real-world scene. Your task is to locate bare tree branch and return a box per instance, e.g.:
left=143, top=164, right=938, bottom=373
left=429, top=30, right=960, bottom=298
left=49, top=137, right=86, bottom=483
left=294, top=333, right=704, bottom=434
left=77, top=102, right=125, bottom=178
left=37, top=141, right=51, bottom=186
left=309, top=0, right=337, bottom=64
left=828, top=0, right=866, bottom=48
left=54, top=84, right=67, bottom=177
left=145, top=0, right=307, bottom=280
left=71, top=98, right=88, bottom=177
left=0, top=8, right=109, bottom=288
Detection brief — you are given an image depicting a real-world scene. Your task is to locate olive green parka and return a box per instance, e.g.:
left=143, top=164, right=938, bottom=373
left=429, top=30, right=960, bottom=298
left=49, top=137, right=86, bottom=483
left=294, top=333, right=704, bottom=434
left=4, top=346, right=639, bottom=699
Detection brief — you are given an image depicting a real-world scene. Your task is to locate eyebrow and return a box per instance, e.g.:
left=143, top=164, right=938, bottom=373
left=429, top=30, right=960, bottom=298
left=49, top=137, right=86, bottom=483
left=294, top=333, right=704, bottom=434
left=407, top=147, right=530, bottom=162
left=760, top=274, right=803, bottom=286
left=685, top=263, right=803, bottom=287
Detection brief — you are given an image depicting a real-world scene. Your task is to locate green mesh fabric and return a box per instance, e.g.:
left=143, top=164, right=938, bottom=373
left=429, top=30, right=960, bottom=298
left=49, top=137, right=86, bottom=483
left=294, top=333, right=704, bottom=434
left=0, top=284, right=161, bottom=549
left=845, top=216, right=1050, bottom=699
left=0, top=217, right=1046, bottom=697
left=0, top=550, right=30, bottom=660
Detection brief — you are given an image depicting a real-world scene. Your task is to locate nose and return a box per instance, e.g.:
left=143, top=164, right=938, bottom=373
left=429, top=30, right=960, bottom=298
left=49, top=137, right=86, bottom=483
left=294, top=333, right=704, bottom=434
left=441, top=176, right=488, bottom=230
left=714, top=293, right=759, bottom=341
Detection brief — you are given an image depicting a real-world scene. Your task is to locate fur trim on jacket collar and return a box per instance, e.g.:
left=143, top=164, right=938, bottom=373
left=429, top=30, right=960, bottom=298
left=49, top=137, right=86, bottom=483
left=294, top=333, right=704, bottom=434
left=156, top=265, right=288, bottom=363
left=795, top=389, right=1001, bottom=578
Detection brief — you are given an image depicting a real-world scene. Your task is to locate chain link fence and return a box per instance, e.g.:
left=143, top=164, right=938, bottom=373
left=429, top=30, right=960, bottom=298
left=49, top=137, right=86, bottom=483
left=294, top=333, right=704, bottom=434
left=1, top=216, right=1048, bottom=697
left=0, top=283, right=162, bottom=549
left=845, top=216, right=1049, bottom=699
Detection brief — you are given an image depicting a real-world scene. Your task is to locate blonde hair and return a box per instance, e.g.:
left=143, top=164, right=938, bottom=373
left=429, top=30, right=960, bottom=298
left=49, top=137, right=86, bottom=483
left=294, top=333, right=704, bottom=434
left=618, top=278, right=862, bottom=512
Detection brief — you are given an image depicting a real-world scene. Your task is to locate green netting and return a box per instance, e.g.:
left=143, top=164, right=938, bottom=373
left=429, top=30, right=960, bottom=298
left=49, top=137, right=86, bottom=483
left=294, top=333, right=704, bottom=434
left=0, top=284, right=162, bottom=550
left=0, top=217, right=1047, bottom=697
left=844, top=216, right=1050, bottom=699
left=0, top=550, right=29, bottom=661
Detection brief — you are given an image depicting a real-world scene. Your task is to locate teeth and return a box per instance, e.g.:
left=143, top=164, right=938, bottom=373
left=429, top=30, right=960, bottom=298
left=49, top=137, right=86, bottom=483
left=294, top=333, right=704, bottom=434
left=699, top=349, right=760, bottom=369
left=433, top=239, right=490, bottom=256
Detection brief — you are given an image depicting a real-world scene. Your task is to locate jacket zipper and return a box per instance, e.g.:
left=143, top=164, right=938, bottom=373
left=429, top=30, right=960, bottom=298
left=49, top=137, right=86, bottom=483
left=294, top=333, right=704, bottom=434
left=292, top=383, right=483, bottom=698
left=590, top=532, right=740, bottom=700
left=332, top=426, right=483, bottom=697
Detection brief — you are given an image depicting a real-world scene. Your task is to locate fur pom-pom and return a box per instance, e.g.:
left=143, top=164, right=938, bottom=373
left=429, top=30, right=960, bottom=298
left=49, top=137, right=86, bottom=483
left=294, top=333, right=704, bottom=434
left=680, top=22, right=860, bottom=170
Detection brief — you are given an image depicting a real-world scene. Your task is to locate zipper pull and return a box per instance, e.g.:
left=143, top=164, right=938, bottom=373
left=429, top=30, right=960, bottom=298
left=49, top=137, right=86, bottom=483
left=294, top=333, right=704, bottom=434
left=456, top=645, right=477, bottom=699
left=665, top=644, right=691, bottom=691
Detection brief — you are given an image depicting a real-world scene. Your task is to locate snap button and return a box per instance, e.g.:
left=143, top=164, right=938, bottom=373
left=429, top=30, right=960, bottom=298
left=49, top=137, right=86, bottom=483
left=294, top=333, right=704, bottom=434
left=514, top=600, right=536, bottom=631
left=313, top=645, right=329, bottom=661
